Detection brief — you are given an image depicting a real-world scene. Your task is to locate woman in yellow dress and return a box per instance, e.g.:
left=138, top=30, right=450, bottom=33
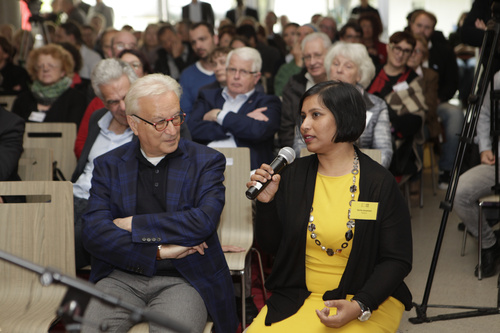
left=246, top=81, right=412, bottom=332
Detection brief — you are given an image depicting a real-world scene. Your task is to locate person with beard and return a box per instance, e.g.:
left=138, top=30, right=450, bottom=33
left=179, top=22, right=217, bottom=116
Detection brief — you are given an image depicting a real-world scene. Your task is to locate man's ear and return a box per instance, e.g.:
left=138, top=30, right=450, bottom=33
left=127, top=115, right=139, bottom=135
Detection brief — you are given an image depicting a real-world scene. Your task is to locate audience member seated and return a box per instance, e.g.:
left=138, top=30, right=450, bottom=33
left=200, top=46, right=233, bottom=91
left=55, top=22, right=102, bottom=81
left=118, top=48, right=153, bottom=78
left=218, top=24, right=236, bottom=47
left=11, top=44, right=86, bottom=128
left=325, top=42, right=393, bottom=168
left=58, top=41, right=94, bottom=103
left=81, top=73, right=238, bottom=333
left=367, top=31, right=426, bottom=178
left=406, top=35, right=441, bottom=143
left=0, top=106, right=25, bottom=204
left=351, top=0, right=381, bottom=18
left=59, top=0, right=86, bottom=26
left=97, top=28, right=118, bottom=59
left=318, top=16, right=338, bottom=43
left=110, top=29, right=138, bottom=57
left=273, top=23, right=316, bottom=97
left=74, top=50, right=150, bottom=158
left=81, top=24, right=98, bottom=50
left=281, top=22, right=299, bottom=63
left=188, top=47, right=281, bottom=170
left=338, top=21, right=362, bottom=44
left=0, top=36, right=30, bottom=94
left=279, top=32, right=332, bottom=151
left=265, top=11, right=287, bottom=59
left=179, top=22, right=217, bottom=116
left=245, top=81, right=412, bottom=332
left=139, top=23, right=160, bottom=68
left=454, top=70, right=500, bottom=278
left=72, top=59, right=137, bottom=269
left=359, top=12, right=387, bottom=66
left=155, top=24, right=197, bottom=81
left=408, top=10, right=464, bottom=189
left=87, top=0, right=115, bottom=29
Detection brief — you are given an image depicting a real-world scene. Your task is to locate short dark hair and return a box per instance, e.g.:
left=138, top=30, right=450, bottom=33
left=117, top=48, right=152, bottom=75
left=339, top=21, right=363, bottom=39
left=389, top=30, right=416, bottom=48
left=190, top=22, right=214, bottom=36
left=157, top=24, right=176, bottom=40
left=60, top=21, right=83, bottom=45
left=299, top=80, right=366, bottom=143
left=358, top=12, right=383, bottom=40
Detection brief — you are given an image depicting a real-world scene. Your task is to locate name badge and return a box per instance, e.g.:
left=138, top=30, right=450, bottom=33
left=392, top=81, right=409, bottom=92
left=350, top=201, right=378, bottom=220
left=28, top=111, right=47, bottom=122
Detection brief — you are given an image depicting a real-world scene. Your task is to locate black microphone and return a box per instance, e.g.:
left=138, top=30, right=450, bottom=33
left=246, top=147, right=296, bottom=200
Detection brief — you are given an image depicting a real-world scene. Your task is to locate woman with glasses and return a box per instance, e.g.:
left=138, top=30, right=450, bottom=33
left=118, top=49, right=153, bottom=78
left=11, top=43, right=86, bottom=127
left=246, top=81, right=412, bottom=332
left=367, top=31, right=427, bottom=178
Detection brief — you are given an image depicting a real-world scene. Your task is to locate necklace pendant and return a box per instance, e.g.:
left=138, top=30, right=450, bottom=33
left=308, top=223, right=316, bottom=232
left=326, top=248, right=334, bottom=256
left=346, top=220, right=355, bottom=229
left=311, top=233, right=317, bottom=239
left=345, top=229, right=353, bottom=241
left=350, top=184, right=357, bottom=193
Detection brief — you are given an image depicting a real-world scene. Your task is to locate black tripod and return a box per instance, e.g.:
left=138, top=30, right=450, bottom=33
left=410, top=2, right=500, bottom=324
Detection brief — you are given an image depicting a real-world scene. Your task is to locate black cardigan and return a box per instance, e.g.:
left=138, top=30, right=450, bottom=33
left=255, top=147, right=413, bottom=325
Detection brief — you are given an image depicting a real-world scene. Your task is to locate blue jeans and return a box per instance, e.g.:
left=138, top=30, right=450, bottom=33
left=437, top=102, right=464, bottom=171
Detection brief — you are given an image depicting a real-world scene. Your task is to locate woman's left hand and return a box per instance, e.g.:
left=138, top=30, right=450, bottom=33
left=315, top=299, right=361, bottom=328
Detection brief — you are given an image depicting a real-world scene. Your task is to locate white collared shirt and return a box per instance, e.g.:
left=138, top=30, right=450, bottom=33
left=207, top=87, right=255, bottom=148
left=73, top=111, right=134, bottom=199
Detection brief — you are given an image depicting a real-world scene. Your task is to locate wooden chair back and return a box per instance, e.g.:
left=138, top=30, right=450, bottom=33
left=214, top=147, right=253, bottom=271
left=0, top=94, right=17, bottom=111
left=18, top=147, right=53, bottom=181
left=0, top=181, right=75, bottom=332
left=23, top=123, right=77, bottom=181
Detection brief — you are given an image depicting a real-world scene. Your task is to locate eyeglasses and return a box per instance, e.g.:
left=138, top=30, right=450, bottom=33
left=35, top=63, right=61, bottom=71
left=390, top=43, right=413, bottom=56
left=412, top=48, right=424, bottom=55
left=114, top=42, right=137, bottom=51
left=132, top=112, right=186, bottom=131
left=226, top=67, right=257, bottom=77
left=303, top=53, right=325, bottom=62
left=127, top=61, right=142, bottom=70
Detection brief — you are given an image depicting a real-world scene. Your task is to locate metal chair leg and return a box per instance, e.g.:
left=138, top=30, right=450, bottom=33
left=461, top=226, right=467, bottom=256
left=251, top=247, right=267, bottom=302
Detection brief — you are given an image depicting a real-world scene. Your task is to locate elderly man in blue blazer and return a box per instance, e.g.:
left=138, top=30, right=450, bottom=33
left=82, top=73, right=238, bottom=333
left=188, top=46, right=281, bottom=170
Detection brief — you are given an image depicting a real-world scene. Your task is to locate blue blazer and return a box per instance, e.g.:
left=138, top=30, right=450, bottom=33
left=188, top=88, right=281, bottom=169
left=82, top=138, right=238, bottom=333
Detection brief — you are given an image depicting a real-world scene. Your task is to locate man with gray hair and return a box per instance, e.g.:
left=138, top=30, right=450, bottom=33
left=280, top=32, right=332, bottom=152
left=81, top=73, right=238, bottom=333
left=188, top=46, right=281, bottom=170
left=72, top=58, right=137, bottom=269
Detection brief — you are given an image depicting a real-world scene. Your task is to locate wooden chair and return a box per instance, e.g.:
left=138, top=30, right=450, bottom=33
left=215, top=147, right=267, bottom=328
left=18, top=147, right=53, bottom=181
left=23, top=123, right=77, bottom=181
left=0, top=181, right=75, bottom=332
left=0, top=94, right=17, bottom=111
left=460, top=194, right=500, bottom=280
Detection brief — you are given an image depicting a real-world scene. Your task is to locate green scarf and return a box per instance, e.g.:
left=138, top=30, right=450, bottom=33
left=31, top=76, right=72, bottom=106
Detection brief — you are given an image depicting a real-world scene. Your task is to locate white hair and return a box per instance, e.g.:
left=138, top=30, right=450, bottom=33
left=125, top=73, right=182, bottom=116
left=91, top=59, right=137, bottom=100
left=301, top=32, right=332, bottom=52
left=226, top=47, right=262, bottom=72
left=324, top=41, right=375, bottom=89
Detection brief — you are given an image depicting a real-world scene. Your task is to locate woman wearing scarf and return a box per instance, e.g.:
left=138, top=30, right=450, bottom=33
left=12, top=43, right=86, bottom=128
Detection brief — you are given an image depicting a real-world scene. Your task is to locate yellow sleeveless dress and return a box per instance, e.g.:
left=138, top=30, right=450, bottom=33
left=246, top=172, right=404, bottom=332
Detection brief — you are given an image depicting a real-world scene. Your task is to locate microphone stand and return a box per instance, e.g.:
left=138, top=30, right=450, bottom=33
left=0, top=249, right=190, bottom=333
left=409, top=3, right=500, bottom=324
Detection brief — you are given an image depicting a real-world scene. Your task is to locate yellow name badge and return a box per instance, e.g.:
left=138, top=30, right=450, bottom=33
left=350, top=201, right=378, bottom=220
